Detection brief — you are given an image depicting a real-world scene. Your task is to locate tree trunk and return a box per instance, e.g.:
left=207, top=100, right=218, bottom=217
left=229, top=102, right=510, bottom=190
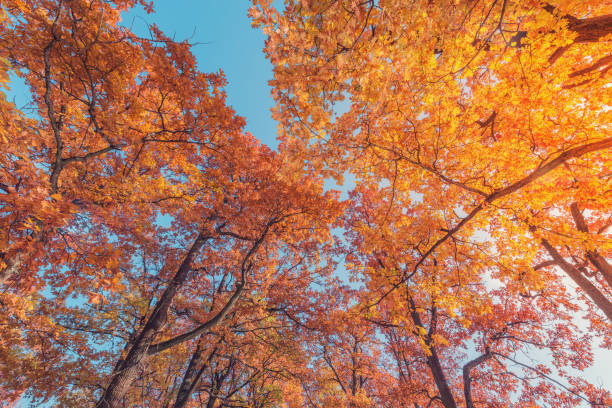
left=96, top=231, right=210, bottom=408
left=173, top=341, right=218, bottom=408
left=408, top=299, right=457, bottom=408
left=569, top=203, right=612, bottom=288
left=425, top=347, right=458, bottom=408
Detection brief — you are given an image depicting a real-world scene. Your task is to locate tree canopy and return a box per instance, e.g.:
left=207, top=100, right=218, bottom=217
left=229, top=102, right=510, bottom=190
left=0, top=0, right=610, bottom=407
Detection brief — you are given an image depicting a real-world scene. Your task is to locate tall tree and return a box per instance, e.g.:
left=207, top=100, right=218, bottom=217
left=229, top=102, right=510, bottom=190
left=342, top=182, right=610, bottom=407
left=252, top=1, right=611, bottom=405
left=2, top=0, right=611, bottom=406
left=251, top=0, right=612, bottom=323
left=0, top=0, right=340, bottom=406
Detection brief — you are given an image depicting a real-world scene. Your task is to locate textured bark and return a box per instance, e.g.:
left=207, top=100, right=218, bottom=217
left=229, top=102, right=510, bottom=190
left=544, top=4, right=612, bottom=66
left=96, top=231, right=210, bottom=408
left=565, top=13, right=612, bottom=44
left=570, top=203, right=612, bottom=288
left=425, top=347, right=458, bottom=408
left=98, top=218, right=273, bottom=407
left=408, top=300, right=457, bottom=408
left=541, top=3, right=612, bottom=43
left=147, top=283, right=243, bottom=355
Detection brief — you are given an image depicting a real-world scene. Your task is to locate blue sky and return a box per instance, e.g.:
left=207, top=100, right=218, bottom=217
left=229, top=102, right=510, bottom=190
left=123, top=0, right=279, bottom=149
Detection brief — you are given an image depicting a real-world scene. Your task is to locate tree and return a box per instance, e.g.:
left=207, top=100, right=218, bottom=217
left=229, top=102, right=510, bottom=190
left=92, top=137, right=339, bottom=408
left=251, top=0, right=611, bottom=320
left=2, top=0, right=611, bottom=406
left=252, top=0, right=611, bottom=406
left=342, top=182, right=610, bottom=407
left=276, top=291, right=392, bottom=408
left=0, top=1, right=339, bottom=407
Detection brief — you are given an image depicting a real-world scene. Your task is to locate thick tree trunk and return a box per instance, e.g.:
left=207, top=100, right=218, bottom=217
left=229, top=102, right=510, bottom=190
left=564, top=13, right=612, bottom=44
left=541, top=3, right=612, bottom=43
left=544, top=5, right=612, bottom=66
left=96, top=231, right=210, bottom=408
left=425, top=347, right=458, bottom=408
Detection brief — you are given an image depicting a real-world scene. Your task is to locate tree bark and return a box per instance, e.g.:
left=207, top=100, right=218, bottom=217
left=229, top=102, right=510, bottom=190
left=147, top=283, right=243, bottom=355
left=408, top=299, right=457, bottom=408
left=569, top=203, right=612, bottom=288
left=425, top=347, right=458, bottom=408
left=541, top=3, right=612, bottom=43
left=96, top=231, right=210, bottom=408
left=561, top=12, right=612, bottom=44
left=543, top=5, right=612, bottom=66
left=97, top=217, right=274, bottom=408
left=173, top=341, right=218, bottom=408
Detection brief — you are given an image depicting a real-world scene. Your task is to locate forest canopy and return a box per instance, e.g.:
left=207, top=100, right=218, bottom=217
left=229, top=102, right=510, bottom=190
left=0, top=0, right=610, bottom=407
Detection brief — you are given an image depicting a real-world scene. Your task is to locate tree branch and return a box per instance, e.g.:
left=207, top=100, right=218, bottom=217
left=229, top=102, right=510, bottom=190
left=463, top=351, right=492, bottom=408
left=541, top=239, right=612, bottom=321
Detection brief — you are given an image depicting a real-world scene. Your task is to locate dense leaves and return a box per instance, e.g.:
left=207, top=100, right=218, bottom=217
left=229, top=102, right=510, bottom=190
left=252, top=0, right=611, bottom=406
left=0, top=0, right=610, bottom=407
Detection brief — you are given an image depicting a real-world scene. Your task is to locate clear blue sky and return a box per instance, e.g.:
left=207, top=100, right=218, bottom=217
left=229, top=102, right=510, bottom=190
left=123, top=0, right=279, bottom=149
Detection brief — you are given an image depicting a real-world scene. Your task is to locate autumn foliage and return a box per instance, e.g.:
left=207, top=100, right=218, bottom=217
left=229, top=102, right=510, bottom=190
left=0, top=0, right=610, bottom=407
